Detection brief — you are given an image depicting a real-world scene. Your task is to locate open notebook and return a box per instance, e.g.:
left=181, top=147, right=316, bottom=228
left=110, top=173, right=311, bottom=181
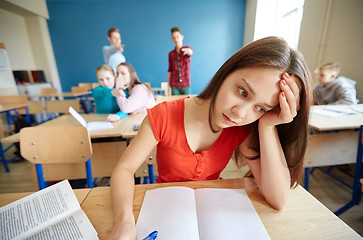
left=0, top=180, right=98, bottom=240
left=136, top=187, right=270, bottom=240
left=69, top=106, right=113, bottom=131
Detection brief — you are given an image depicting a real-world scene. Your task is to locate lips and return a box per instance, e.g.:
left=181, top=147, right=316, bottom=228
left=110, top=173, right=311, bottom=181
left=222, top=113, right=236, bottom=125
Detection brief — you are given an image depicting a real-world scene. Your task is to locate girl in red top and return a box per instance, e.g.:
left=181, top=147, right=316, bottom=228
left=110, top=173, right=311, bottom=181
left=108, top=36, right=312, bottom=240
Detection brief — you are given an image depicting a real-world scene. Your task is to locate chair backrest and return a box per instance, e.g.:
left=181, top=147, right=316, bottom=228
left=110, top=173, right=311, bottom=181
left=41, top=87, right=57, bottom=94
left=20, top=126, right=92, bottom=165
left=18, top=101, right=44, bottom=114
left=92, top=83, right=100, bottom=89
left=72, top=86, right=87, bottom=93
left=46, top=99, right=80, bottom=113
left=78, top=83, right=92, bottom=91
left=0, top=95, right=28, bottom=105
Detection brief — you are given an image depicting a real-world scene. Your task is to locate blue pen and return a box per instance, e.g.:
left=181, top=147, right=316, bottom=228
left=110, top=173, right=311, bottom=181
left=143, top=230, right=158, bottom=240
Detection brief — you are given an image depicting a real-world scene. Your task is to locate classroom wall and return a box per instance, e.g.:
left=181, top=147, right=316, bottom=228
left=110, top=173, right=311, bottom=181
left=0, top=0, right=62, bottom=91
left=299, top=0, right=363, bottom=102
left=46, top=0, right=246, bottom=94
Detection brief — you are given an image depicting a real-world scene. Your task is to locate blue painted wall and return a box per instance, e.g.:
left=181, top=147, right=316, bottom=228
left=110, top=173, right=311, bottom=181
left=46, top=0, right=246, bottom=94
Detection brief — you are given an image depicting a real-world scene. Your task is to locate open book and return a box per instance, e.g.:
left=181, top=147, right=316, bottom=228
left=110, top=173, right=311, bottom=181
left=0, top=180, right=98, bottom=240
left=69, top=106, right=113, bottom=131
left=136, top=187, right=270, bottom=240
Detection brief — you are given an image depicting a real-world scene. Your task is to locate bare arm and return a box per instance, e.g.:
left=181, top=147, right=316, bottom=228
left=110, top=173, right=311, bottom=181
left=108, top=116, right=158, bottom=240
left=241, top=73, right=300, bottom=211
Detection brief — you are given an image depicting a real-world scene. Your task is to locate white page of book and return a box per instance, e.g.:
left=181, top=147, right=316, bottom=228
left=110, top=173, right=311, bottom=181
left=136, top=186, right=199, bottom=240
left=195, top=188, right=270, bottom=240
left=69, top=106, right=113, bottom=131
left=27, top=210, right=98, bottom=240
left=0, top=180, right=98, bottom=240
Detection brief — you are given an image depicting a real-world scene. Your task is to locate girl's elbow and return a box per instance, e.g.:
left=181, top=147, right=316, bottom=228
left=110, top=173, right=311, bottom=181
left=267, top=192, right=289, bottom=211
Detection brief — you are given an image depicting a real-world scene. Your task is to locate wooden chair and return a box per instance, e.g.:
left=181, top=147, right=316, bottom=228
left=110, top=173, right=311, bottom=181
left=0, top=95, right=28, bottom=105
left=335, top=125, right=363, bottom=215
left=41, top=87, right=57, bottom=94
left=0, top=95, right=30, bottom=128
left=39, top=141, right=126, bottom=184
left=135, top=148, right=158, bottom=184
left=71, top=86, right=87, bottom=94
left=46, top=99, right=80, bottom=114
left=20, top=126, right=93, bottom=189
left=78, top=83, right=92, bottom=91
left=92, top=83, right=100, bottom=89
left=18, top=101, right=45, bottom=123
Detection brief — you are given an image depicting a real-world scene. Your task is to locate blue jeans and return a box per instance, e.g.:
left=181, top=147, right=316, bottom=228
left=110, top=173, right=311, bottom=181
left=171, top=86, right=191, bottom=95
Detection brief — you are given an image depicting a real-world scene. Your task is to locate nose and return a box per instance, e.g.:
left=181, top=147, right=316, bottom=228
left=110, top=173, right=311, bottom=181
left=231, top=105, right=247, bottom=120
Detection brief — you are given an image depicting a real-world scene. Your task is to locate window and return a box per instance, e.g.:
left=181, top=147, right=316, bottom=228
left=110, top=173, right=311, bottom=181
left=254, top=0, right=305, bottom=49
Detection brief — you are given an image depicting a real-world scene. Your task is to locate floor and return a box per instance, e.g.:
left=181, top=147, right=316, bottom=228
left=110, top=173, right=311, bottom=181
left=1, top=145, right=362, bottom=237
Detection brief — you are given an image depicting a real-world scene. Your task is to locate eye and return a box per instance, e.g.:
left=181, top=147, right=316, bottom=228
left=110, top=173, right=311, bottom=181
left=256, top=106, right=266, bottom=113
left=238, top=88, right=247, bottom=97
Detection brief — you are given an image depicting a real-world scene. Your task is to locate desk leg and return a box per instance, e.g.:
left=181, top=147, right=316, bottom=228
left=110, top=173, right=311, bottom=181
left=304, top=168, right=310, bottom=191
left=0, top=142, right=9, bottom=172
left=35, top=164, right=47, bottom=190
left=335, top=129, right=363, bottom=215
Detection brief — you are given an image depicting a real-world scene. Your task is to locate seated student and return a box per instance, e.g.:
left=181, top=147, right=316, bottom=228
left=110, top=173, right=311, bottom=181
left=92, top=65, right=128, bottom=122
left=314, top=62, right=358, bottom=105
left=111, top=62, right=156, bottom=115
left=107, top=36, right=313, bottom=239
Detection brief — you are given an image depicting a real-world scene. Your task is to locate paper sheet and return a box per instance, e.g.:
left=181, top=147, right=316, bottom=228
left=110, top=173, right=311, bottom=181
left=69, top=106, right=113, bottom=131
left=136, top=187, right=270, bottom=240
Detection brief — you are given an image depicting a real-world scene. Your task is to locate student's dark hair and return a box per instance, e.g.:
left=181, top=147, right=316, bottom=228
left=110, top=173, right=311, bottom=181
left=108, top=27, right=119, bottom=37
left=171, top=27, right=181, bottom=34
left=198, top=36, right=313, bottom=187
left=117, top=62, right=154, bottom=95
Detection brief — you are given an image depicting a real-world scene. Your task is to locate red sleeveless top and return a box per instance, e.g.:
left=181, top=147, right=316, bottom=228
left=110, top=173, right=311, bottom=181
left=147, top=98, right=250, bottom=183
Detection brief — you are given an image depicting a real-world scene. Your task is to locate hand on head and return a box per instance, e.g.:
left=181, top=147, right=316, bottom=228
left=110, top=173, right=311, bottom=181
left=259, top=73, right=301, bottom=127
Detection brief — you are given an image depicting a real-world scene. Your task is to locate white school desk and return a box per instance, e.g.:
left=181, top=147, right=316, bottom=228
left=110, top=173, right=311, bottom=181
left=305, top=104, right=363, bottom=189
left=79, top=178, right=362, bottom=240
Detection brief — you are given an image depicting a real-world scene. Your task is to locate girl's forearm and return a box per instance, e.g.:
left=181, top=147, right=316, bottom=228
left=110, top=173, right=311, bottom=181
left=110, top=167, right=136, bottom=229
left=257, top=122, right=291, bottom=210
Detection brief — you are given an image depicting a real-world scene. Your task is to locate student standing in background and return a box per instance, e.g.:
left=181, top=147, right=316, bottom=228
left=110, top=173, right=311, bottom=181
left=103, top=27, right=126, bottom=74
left=167, top=26, right=193, bottom=95
left=93, top=64, right=128, bottom=122
left=314, top=62, right=358, bottom=105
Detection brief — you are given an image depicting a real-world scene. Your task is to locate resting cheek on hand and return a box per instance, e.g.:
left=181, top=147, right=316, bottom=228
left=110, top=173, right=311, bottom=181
left=259, top=73, right=301, bottom=127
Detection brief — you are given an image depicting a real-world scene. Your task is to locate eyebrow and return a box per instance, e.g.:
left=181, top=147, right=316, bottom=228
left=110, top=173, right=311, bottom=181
left=241, top=78, right=275, bottom=109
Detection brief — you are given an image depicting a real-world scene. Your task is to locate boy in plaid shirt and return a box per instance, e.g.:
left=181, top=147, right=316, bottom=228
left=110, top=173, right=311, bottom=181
left=167, top=27, right=193, bottom=95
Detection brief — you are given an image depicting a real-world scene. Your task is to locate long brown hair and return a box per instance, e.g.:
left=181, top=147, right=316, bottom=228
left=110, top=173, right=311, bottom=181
left=198, top=36, right=313, bottom=187
left=117, top=62, right=153, bottom=94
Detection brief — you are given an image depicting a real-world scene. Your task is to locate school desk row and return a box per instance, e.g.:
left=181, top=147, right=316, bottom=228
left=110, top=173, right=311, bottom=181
left=0, top=178, right=361, bottom=239
left=1, top=103, right=362, bottom=181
